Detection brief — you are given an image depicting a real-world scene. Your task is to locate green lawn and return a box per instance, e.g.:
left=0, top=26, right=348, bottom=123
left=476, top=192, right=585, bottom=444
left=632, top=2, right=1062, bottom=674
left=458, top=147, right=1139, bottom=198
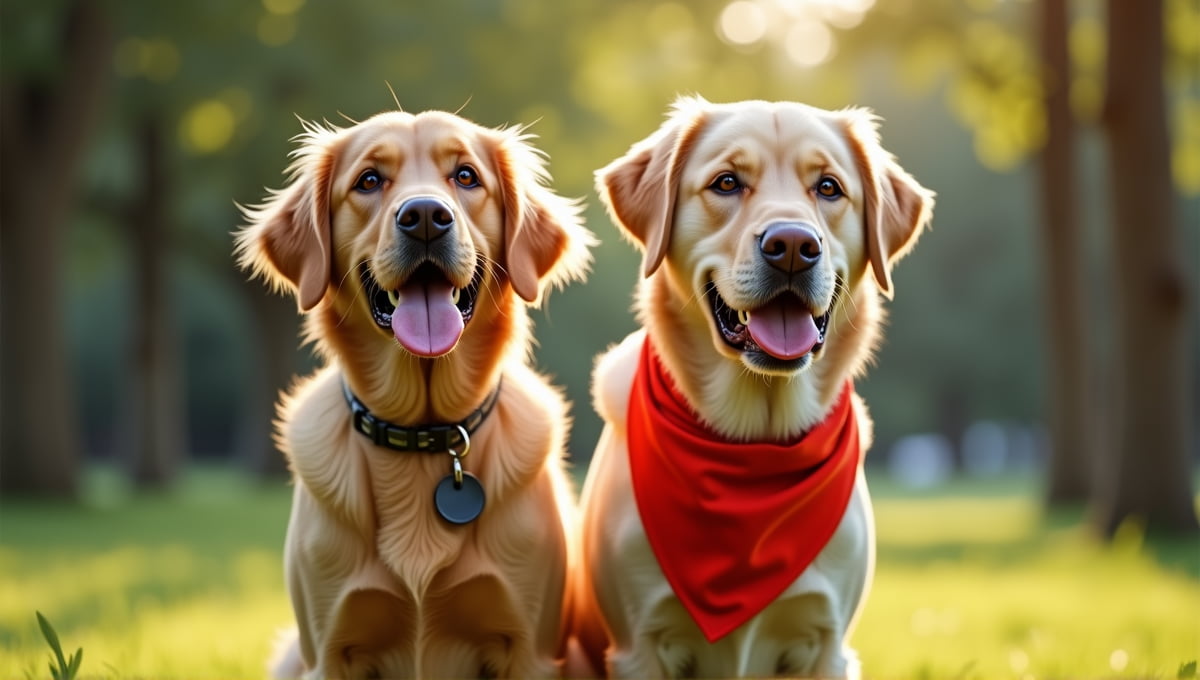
left=1, top=467, right=1196, bottom=679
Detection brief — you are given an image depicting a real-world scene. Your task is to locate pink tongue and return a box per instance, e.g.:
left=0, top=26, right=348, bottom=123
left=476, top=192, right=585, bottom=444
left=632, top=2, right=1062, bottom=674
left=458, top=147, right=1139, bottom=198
left=745, top=298, right=820, bottom=360
left=390, top=280, right=464, bottom=357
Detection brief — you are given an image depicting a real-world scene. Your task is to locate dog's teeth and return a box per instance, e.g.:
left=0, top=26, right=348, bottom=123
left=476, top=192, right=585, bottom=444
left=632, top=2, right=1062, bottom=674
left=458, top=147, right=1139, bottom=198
left=737, top=310, right=751, bottom=326
left=387, top=290, right=399, bottom=308
left=451, top=288, right=461, bottom=305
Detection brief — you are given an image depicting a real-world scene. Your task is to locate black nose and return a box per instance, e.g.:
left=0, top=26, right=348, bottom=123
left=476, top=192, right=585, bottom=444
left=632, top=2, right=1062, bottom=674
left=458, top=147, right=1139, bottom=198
left=759, top=222, right=822, bottom=273
left=396, top=197, right=454, bottom=242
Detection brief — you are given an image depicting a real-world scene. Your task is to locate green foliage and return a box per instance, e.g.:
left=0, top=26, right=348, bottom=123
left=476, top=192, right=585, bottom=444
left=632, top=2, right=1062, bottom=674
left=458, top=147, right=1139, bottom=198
left=35, top=612, right=82, bottom=680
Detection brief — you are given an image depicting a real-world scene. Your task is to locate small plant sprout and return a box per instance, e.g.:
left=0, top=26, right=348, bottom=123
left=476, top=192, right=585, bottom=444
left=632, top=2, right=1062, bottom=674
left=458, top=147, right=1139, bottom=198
left=35, top=612, right=82, bottom=680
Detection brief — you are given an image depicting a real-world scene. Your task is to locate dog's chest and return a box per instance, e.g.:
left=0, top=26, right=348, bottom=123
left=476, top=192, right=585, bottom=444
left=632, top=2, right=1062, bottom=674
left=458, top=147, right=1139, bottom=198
left=360, top=449, right=470, bottom=590
left=608, top=469, right=873, bottom=677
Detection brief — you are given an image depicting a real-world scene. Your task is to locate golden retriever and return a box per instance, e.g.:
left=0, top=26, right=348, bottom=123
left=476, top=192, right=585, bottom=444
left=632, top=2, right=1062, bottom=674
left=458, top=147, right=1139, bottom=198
left=236, top=109, right=594, bottom=679
left=574, top=97, right=934, bottom=678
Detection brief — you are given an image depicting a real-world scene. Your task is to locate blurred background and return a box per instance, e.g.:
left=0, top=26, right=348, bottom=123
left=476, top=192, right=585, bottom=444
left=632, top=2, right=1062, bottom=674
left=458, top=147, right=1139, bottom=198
left=3, top=0, right=1196, bottom=529
left=1, top=0, right=1198, bottom=675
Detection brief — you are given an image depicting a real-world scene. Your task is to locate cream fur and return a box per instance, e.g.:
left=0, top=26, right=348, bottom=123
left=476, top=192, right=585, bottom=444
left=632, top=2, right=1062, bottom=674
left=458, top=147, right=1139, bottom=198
left=575, top=98, right=933, bottom=678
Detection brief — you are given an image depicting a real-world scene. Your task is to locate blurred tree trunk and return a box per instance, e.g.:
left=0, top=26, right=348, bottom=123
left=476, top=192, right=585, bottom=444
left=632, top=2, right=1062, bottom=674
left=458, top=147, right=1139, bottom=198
left=1095, top=0, right=1198, bottom=536
left=0, top=1, right=111, bottom=497
left=233, top=288, right=302, bottom=480
left=1038, top=0, right=1093, bottom=504
left=124, top=118, right=185, bottom=488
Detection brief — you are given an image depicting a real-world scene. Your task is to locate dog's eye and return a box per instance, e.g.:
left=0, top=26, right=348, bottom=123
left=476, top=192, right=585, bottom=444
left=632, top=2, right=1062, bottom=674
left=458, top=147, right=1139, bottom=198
left=453, top=165, right=480, bottom=188
left=709, top=172, right=742, bottom=195
left=354, top=170, right=382, bottom=193
left=816, top=176, right=843, bottom=200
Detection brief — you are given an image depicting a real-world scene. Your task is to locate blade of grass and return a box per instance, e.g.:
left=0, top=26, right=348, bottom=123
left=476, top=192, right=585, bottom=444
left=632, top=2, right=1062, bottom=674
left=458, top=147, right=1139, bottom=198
left=36, top=611, right=68, bottom=671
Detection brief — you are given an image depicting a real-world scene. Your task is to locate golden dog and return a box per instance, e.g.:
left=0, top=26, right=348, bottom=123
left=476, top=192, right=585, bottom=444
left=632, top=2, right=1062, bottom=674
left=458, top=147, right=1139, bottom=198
left=575, top=97, right=934, bottom=678
left=237, top=109, right=594, bottom=678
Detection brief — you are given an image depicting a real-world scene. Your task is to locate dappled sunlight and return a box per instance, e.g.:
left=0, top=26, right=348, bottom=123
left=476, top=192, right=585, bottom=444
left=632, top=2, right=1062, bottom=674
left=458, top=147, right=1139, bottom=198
left=859, top=494, right=1199, bottom=677
left=716, top=0, right=876, bottom=66
left=2, top=0, right=1198, bottom=676
left=0, top=544, right=290, bottom=677
left=3, top=479, right=1194, bottom=677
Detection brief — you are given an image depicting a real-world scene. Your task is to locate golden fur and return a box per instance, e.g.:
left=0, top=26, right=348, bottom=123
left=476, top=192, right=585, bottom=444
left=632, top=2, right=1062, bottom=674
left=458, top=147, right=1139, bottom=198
left=237, top=110, right=594, bottom=678
left=574, top=97, right=933, bottom=678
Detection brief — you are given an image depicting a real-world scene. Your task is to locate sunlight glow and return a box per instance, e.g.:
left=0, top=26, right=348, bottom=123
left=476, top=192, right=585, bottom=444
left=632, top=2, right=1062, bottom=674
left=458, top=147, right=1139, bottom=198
left=784, top=19, right=835, bottom=66
left=718, top=1, right=768, bottom=45
left=1109, top=649, right=1129, bottom=672
left=1008, top=648, right=1030, bottom=673
left=718, top=0, right=872, bottom=67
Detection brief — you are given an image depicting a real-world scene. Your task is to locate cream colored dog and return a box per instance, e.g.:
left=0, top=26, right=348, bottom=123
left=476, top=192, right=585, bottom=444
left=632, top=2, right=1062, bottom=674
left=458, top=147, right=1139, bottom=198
left=574, top=97, right=933, bottom=678
left=237, top=110, right=593, bottom=678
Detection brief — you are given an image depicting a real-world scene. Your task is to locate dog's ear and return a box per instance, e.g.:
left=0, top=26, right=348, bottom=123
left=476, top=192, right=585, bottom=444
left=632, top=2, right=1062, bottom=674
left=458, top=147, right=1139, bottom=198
left=493, top=127, right=595, bottom=304
left=596, top=96, right=709, bottom=278
left=235, top=123, right=339, bottom=312
left=842, top=109, right=935, bottom=298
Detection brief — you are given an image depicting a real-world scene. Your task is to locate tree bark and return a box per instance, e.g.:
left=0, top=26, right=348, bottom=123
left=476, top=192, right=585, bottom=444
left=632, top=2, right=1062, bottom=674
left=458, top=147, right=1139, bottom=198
left=1095, top=0, right=1198, bottom=536
left=0, top=1, right=111, bottom=497
left=124, top=118, right=186, bottom=489
left=1038, top=0, right=1093, bottom=504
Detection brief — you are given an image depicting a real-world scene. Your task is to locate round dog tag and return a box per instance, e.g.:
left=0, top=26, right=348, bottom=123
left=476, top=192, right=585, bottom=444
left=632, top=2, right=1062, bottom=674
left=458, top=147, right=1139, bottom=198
left=434, top=472, right=486, bottom=524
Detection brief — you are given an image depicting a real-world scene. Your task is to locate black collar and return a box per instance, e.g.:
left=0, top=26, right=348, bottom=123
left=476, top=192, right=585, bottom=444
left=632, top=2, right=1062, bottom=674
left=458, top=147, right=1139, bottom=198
left=342, top=378, right=502, bottom=453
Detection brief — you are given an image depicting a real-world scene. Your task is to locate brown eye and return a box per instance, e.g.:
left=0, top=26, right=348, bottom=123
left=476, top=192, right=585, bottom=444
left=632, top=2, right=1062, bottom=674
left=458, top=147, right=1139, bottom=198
left=816, top=176, right=843, bottom=199
left=454, top=165, right=480, bottom=188
left=354, top=169, right=382, bottom=193
left=710, top=172, right=741, bottom=195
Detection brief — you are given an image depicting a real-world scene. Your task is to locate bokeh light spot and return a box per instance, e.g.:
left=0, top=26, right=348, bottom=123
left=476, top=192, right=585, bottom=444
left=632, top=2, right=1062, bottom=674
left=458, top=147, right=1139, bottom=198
left=1109, top=649, right=1129, bottom=672
left=784, top=19, right=834, bottom=66
left=1008, top=648, right=1030, bottom=673
left=181, top=100, right=236, bottom=154
left=718, top=1, right=767, bottom=46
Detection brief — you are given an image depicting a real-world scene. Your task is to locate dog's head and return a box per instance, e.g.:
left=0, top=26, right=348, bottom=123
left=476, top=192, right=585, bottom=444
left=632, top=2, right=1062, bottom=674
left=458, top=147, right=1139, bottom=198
left=598, top=96, right=933, bottom=379
left=237, top=110, right=593, bottom=359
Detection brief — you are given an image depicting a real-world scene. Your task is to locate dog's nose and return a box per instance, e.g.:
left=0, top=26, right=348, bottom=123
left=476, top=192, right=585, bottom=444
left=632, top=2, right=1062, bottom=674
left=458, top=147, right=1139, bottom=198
left=759, top=222, right=822, bottom=273
left=396, top=197, right=454, bottom=242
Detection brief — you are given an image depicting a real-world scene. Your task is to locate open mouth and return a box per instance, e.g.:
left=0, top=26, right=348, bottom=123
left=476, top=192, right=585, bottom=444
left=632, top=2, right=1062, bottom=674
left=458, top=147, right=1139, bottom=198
left=705, top=280, right=833, bottom=367
left=359, top=260, right=484, bottom=357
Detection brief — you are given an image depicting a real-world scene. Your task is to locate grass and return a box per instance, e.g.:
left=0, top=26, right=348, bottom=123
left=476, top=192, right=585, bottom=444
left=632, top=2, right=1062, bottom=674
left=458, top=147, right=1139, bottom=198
left=0, top=466, right=1196, bottom=679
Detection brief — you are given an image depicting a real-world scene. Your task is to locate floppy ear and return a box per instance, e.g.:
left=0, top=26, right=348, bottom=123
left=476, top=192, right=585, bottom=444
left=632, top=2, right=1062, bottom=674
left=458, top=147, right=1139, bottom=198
left=235, top=123, right=338, bottom=312
left=595, top=96, right=709, bottom=277
left=493, top=128, right=595, bottom=304
left=842, top=109, right=935, bottom=298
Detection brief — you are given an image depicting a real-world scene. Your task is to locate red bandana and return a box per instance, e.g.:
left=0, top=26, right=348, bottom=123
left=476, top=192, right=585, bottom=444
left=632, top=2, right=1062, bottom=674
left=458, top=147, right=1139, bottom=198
left=627, top=340, right=861, bottom=643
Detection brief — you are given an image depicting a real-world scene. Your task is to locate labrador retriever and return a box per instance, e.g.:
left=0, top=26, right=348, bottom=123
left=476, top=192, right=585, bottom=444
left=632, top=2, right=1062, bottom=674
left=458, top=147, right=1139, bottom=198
left=574, top=96, right=933, bottom=679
